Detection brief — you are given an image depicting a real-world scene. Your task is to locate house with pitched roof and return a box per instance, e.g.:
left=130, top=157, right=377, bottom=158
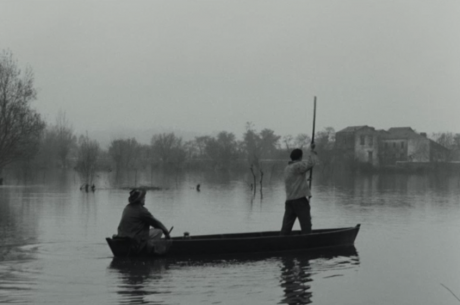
left=335, top=125, right=380, bottom=166
left=379, top=127, right=449, bottom=164
left=335, top=125, right=450, bottom=167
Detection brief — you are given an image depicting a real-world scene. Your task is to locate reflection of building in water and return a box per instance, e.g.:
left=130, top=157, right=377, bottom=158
left=278, top=247, right=359, bottom=305
left=109, top=258, right=169, bottom=304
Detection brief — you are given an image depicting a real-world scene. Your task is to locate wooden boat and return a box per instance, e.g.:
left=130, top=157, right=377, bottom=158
left=106, top=224, right=360, bottom=258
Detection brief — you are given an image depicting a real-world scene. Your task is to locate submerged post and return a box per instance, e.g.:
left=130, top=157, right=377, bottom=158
left=250, top=164, right=257, bottom=194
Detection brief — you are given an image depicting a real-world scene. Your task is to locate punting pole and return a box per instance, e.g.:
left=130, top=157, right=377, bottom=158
left=308, top=96, right=317, bottom=191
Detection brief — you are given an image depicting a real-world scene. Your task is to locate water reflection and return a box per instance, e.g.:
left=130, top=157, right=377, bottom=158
left=0, top=186, right=40, bottom=256
left=3, top=167, right=458, bottom=304
left=108, top=247, right=359, bottom=305
left=109, top=258, right=169, bottom=304
left=279, top=255, right=312, bottom=304
left=278, top=247, right=359, bottom=305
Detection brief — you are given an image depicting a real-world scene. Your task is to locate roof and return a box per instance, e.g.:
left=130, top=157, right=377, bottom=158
left=429, top=139, right=450, bottom=151
left=384, top=127, right=418, bottom=139
left=337, top=125, right=370, bottom=133
left=388, top=127, right=415, bottom=133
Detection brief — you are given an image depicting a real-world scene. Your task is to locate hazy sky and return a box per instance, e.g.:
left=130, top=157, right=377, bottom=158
left=1, top=1, right=459, bottom=139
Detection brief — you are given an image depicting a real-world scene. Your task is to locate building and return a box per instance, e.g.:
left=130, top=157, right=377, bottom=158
left=335, top=126, right=380, bottom=166
left=379, top=127, right=449, bottom=164
left=336, top=125, right=450, bottom=167
left=379, top=127, right=412, bottom=164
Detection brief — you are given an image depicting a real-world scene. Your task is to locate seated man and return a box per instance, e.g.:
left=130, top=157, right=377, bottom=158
left=116, top=188, right=171, bottom=253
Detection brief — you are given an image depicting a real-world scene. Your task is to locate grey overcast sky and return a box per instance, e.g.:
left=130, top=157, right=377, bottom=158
left=1, top=1, right=459, bottom=139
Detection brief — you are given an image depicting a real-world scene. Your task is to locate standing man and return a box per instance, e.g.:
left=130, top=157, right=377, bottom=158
left=281, top=146, right=319, bottom=235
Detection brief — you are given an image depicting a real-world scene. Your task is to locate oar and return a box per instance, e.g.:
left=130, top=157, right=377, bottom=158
left=308, top=96, right=317, bottom=192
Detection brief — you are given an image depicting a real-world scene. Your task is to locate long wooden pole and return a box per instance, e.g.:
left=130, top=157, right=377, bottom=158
left=308, top=96, right=317, bottom=190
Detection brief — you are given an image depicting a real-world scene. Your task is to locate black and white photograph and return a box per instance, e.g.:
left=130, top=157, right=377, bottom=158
left=1, top=1, right=459, bottom=304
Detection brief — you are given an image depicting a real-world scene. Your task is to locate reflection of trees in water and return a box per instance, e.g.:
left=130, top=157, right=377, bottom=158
left=109, top=258, right=169, bottom=305
left=106, top=166, right=281, bottom=192
left=0, top=187, right=40, bottom=261
left=109, top=168, right=188, bottom=190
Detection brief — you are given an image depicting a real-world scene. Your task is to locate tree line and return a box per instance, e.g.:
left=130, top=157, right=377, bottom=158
left=2, top=50, right=460, bottom=184
left=13, top=115, right=328, bottom=178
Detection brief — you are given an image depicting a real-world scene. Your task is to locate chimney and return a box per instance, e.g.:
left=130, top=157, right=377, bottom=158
left=420, top=132, right=427, bottom=138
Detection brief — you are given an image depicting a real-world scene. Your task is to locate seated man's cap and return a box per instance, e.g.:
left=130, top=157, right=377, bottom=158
left=129, top=188, right=146, bottom=203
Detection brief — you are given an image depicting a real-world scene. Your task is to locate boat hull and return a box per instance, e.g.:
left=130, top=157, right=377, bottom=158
left=106, top=224, right=360, bottom=258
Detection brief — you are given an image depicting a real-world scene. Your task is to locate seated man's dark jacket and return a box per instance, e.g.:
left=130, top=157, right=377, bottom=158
left=117, top=203, right=160, bottom=243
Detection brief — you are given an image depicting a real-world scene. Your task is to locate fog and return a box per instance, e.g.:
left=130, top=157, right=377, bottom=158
left=1, top=1, right=459, bottom=140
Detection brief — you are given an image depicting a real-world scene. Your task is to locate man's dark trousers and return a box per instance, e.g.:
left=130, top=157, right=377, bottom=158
left=281, top=197, right=312, bottom=234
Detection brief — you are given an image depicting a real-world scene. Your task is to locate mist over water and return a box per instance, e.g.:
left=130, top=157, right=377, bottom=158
left=0, top=168, right=459, bottom=304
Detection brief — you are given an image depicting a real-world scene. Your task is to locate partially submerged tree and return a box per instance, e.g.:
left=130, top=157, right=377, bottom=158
left=193, top=136, right=211, bottom=159
left=242, top=122, right=261, bottom=167
left=0, top=50, right=45, bottom=178
left=34, top=127, right=59, bottom=168
left=30, top=112, right=76, bottom=170
left=204, top=131, right=239, bottom=168
left=151, top=133, right=187, bottom=166
left=75, top=134, right=100, bottom=185
left=108, top=138, right=140, bottom=172
left=242, top=122, right=280, bottom=169
left=259, top=128, right=281, bottom=158
left=53, top=111, right=76, bottom=169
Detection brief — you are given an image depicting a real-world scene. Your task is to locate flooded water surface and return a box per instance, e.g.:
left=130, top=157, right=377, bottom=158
left=0, top=169, right=459, bottom=304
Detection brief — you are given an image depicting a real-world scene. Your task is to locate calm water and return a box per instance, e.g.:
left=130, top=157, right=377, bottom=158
left=0, top=168, right=459, bottom=304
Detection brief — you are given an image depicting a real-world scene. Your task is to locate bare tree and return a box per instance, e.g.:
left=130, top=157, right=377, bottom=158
left=282, top=135, right=294, bottom=151
left=194, top=136, right=211, bottom=159
left=432, top=132, right=458, bottom=161
left=432, top=132, right=454, bottom=148
left=259, top=128, right=281, bottom=158
left=35, top=127, right=59, bottom=168
left=75, top=134, right=100, bottom=185
left=408, top=137, right=430, bottom=162
left=151, top=133, right=187, bottom=166
left=53, top=111, right=76, bottom=168
left=315, top=127, right=335, bottom=151
left=108, top=138, right=140, bottom=172
left=204, top=131, right=239, bottom=169
left=453, top=134, right=460, bottom=161
left=243, top=122, right=261, bottom=168
left=314, top=127, right=335, bottom=171
left=242, top=123, right=280, bottom=169
left=183, top=140, right=199, bottom=160
left=294, top=133, right=311, bottom=149
left=0, top=50, right=45, bottom=178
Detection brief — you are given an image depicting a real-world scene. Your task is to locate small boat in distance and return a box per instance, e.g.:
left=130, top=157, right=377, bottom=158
left=106, top=224, right=360, bottom=258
